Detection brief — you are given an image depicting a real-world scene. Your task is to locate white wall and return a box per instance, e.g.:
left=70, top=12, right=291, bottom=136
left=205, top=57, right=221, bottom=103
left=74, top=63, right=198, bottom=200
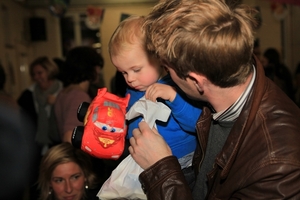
left=289, top=5, right=300, bottom=72
left=1, top=0, right=300, bottom=99
left=30, top=8, right=62, bottom=59
left=0, top=1, right=155, bottom=99
left=244, top=0, right=300, bottom=73
left=58, top=3, right=155, bottom=91
left=244, top=0, right=281, bottom=55
left=0, top=0, right=34, bottom=99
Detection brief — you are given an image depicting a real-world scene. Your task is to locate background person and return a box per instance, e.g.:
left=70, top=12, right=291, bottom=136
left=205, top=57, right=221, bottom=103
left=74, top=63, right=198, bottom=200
left=261, top=47, right=295, bottom=101
left=88, top=53, right=105, bottom=99
left=110, top=70, right=127, bottom=97
left=52, top=57, right=66, bottom=83
left=294, top=62, right=300, bottom=107
left=17, top=56, right=63, bottom=200
left=17, top=56, right=63, bottom=152
left=53, top=46, right=106, bottom=190
left=129, top=0, right=300, bottom=199
left=38, top=142, right=99, bottom=200
left=0, top=63, right=17, bottom=107
left=54, top=46, right=103, bottom=143
left=0, top=64, right=36, bottom=200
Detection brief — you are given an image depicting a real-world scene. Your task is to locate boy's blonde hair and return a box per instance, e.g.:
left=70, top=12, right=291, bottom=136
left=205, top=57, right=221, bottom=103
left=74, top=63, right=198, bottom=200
left=109, top=15, right=146, bottom=57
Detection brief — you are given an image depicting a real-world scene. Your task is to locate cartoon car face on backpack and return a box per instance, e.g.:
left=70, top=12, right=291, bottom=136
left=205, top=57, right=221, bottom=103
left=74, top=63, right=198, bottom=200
left=72, top=88, right=130, bottom=160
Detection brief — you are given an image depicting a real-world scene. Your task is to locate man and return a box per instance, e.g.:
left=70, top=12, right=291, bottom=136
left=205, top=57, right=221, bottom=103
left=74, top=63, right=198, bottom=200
left=128, top=0, right=300, bottom=199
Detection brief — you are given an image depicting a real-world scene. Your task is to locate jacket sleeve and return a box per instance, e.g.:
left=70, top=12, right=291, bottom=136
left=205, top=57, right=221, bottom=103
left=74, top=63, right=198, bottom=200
left=230, top=163, right=300, bottom=199
left=139, top=156, right=193, bottom=200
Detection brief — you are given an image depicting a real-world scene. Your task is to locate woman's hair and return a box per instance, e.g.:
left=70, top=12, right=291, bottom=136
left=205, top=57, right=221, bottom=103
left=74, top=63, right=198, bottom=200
left=296, top=63, right=300, bottom=75
left=63, top=46, right=104, bottom=87
left=38, top=142, right=96, bottom=200
left=263, top=48, right=281, bottom=66
left=29, top=56, right=59, bottom=80
left=109, top=15, right=146, bottom=58
left=144, top=0, right=258, bottom=87
left=0, top=64, right=6, bottom=90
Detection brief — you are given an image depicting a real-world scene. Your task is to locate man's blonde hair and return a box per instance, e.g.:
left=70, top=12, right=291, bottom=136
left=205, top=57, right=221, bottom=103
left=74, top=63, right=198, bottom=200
left=144, top=0, right=258, bottom=87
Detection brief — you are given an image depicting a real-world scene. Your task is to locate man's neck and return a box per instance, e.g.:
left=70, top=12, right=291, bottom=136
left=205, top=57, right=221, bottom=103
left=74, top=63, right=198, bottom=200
left=207, top=73, right=253, bottom=113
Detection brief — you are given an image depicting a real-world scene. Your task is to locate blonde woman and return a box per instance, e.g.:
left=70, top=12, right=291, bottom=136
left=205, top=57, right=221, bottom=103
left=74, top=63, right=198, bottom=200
left=38, top=142, right=99, bottom=200
left=17, top=56, right=63, bottom=199
left=18, top=56, right=63, bottom=150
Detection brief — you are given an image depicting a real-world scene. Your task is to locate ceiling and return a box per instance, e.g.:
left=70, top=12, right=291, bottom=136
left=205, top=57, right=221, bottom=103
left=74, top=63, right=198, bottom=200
left=15, top=0, right=158, bottom=7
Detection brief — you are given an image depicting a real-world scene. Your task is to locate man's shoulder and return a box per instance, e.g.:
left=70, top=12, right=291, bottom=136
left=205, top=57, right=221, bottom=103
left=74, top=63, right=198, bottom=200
left=243, top=80, right=300, bottom=159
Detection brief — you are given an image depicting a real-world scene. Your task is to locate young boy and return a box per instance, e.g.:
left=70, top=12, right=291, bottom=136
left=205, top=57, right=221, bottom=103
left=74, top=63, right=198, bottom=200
left=109, top=15, right=202, bottom=175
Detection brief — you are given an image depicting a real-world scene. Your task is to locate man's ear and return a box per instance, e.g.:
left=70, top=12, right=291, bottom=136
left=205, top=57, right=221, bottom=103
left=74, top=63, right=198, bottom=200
left=188, top=72, right=205, bottom=85
left=188, top=72, right=205, bottom=94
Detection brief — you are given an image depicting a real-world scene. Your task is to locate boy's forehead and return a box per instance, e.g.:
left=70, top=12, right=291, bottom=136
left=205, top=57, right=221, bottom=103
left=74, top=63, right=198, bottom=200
left=111, top=41, right=144, bottom=56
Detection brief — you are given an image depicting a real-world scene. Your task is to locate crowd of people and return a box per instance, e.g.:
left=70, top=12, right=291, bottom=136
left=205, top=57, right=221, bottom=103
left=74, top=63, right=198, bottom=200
left=254, top=39, right=299, bottom=105
left=0, top=0, right=300, bottom=200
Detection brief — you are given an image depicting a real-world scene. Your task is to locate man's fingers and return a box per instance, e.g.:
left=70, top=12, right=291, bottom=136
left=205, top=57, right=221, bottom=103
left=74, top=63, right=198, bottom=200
left=128, top=145, right=134, bottom=154
left=129, top=136, right=136, bottom=145
left=129, top=135, right=137, bottom=155
left=130, top=121, right=161, bottom=155
left=138, top=121, right=160, bottom=135
left=132, top=126, right=142, bottom=139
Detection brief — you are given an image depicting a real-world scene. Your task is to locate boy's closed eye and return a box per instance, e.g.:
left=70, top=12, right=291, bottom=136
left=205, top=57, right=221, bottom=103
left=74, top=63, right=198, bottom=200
left=133, top=68, right=141, bottom=73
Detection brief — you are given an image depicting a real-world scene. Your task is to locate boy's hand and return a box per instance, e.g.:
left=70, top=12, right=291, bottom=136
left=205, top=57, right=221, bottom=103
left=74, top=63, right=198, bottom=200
left=145, top=83, right=176, bottom=102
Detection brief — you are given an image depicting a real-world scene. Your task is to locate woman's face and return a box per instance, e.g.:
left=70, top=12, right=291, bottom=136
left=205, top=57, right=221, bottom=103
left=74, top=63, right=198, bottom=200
left=50, top=162, right=86, bottom=200
left=32, top=64, right=51, bottom=90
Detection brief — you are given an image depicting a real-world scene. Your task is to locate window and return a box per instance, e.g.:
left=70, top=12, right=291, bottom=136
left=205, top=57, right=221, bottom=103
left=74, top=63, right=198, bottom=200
left=60, top=13, right=101, bottom=56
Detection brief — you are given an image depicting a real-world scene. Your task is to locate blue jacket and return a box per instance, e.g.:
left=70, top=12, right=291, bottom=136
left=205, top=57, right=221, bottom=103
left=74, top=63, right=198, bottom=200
left=126, top=75, right=202, bottom=158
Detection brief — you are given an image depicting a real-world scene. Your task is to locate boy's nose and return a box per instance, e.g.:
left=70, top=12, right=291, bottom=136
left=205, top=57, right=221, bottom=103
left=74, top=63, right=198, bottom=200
left=127, top=74, right=135, bottom=83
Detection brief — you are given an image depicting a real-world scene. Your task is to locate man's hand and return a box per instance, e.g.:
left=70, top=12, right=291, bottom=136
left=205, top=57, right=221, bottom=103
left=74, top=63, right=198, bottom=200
left=129, top=121, right=172, bottom=169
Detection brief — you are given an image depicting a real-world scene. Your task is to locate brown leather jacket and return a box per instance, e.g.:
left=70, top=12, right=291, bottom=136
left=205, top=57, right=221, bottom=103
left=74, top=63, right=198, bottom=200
left=139, top=58, right=300, bottom=200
